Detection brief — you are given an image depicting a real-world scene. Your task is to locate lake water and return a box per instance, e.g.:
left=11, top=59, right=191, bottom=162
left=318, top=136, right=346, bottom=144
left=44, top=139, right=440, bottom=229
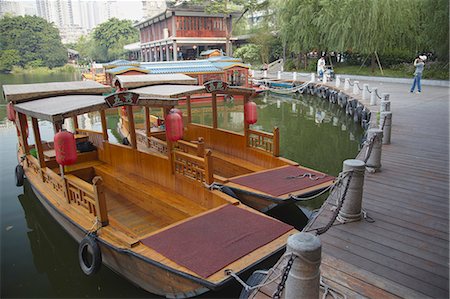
left=0, top=73, right=364, bottom=298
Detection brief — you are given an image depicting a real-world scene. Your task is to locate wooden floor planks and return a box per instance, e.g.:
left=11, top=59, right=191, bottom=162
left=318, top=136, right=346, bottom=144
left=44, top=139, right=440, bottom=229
left=251, top=79, right=449, bottom=298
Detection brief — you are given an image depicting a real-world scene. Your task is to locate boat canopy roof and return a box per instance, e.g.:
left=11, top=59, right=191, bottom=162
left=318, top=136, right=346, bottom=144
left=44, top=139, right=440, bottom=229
left=114, top=73, right=197, bottom=89
left=3, top=81, right=112, bottom=103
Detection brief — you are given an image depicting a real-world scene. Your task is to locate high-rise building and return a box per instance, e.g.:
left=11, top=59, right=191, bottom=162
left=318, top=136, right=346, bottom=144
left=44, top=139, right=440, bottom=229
left=1, top=0, right=37, bottom=17
left=142, top=0, right=166, bottom=19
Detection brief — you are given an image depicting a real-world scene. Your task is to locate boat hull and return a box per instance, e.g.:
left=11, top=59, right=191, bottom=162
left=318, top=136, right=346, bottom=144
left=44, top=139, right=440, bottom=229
left=26, top=178, right=213, bottom=298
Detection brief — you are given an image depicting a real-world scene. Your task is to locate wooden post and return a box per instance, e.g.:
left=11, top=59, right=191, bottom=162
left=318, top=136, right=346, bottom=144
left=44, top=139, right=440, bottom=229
left=273, top=127, right=280, bottom=157
left=144, top=107, right=151, bottom=147
left=285, top=232, right=321, bottom=299
left=243, top=95, right=250, bottom=147
left=72, top=116, right=78, bottom=131
left=204, top=149, right=214, bottom=185
left=338, top=159, right=365, bottom=223
left=17, top=113, right=30, bottom=154
left=164, top=107, right=174, bottom=172
left=212, top=92, right=218, bottom=128
left=186, top=95, right=192, bottom=123
left=92, top=176, right=108, bottom=226
left=126, top=106, right=137, bottom=149
left=31, top=117, right=46, bottom=170
left=100, top=110, right=108, bottom=142
left=196, top=137, right=205, bottom=157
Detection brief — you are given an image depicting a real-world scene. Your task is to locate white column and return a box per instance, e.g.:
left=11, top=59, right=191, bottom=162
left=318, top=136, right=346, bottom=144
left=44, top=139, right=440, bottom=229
left=370, top=88, right=378, bottom=105
left=293, top=72, right=297, bottom=81
left=263, top=70, right=267, bottom=78
left=335, top=75, right=341, bottom=88
left=344, top=78, right=350, bottom=90
left=353, top=81, right=359, bottom=94
left=323, top=73, right=327, bottom=83
left=277, top=71, right=281, bottom=80
left=311, top=73, right=315, bottom=82
left=338, top=159, right=365, bottom=222
left=285, top=233, right=321, bottom=299
left=362, top=84, right=369, bottom=100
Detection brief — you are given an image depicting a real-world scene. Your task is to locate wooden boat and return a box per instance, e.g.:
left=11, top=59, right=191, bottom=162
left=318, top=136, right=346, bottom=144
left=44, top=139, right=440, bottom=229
left=114, top=74, right=335, bottom=215
left=4, top=80, right=297, bottom=298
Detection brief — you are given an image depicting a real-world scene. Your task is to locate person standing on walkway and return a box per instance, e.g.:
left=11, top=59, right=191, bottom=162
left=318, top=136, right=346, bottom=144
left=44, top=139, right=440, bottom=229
left=317, top=56, right=326, bottom=79
left=410, top=55, right=426, bottom=93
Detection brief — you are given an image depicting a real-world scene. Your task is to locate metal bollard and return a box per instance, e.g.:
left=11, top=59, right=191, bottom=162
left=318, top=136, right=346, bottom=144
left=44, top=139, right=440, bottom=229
left=311, top=73, right=315, bottom=82
left=293, top=72, right=297, bottom=81
left=365, top=128, right=383, bottom=173
left=380, top=111, right=392, bottom=144
left=285, top=232, right=321, bottom=299
left=362, top=84, right=369, bottom=100
left=335, top=75, right=340, bottom=88
left=337, top=159, right=365, bottom=223
left=344, top=78, right=350, bottom=90
left=263, top=70, right=267, bottom=78
left=353, top=81, right=359, bottom=95
left=370, top=88, right=378, bottom=106
left=380, top=100, right=391, bottom=112
left=277, top=71, right=281, bottom=80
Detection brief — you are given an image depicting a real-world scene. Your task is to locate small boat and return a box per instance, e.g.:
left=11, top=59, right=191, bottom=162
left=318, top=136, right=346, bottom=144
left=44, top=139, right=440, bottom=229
left=4, top=80, right=297, bottom=298
left=114, top=74, right=335, bottom=215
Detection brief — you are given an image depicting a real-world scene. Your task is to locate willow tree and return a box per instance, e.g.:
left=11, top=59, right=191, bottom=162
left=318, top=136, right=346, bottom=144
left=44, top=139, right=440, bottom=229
left=278, top=0, right=326, bottom=68
left=314, top=0, right=422, bottom=71
left=422, top=0, right=449, bottom=62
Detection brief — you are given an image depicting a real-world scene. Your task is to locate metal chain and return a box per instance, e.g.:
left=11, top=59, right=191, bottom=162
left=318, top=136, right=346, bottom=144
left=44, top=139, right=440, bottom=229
left=375, top=89, right=382, bottom=99
left=272, top=254, right=296, bottom=299
left=365, top=85, right=372, bottom=93
left=316, top=171, right=353, bottom=235
left=348, top=81, right=354, bottom=86
left=356, top=82, right=363, bottom=91
left=363, top=134, right=379, bottom=163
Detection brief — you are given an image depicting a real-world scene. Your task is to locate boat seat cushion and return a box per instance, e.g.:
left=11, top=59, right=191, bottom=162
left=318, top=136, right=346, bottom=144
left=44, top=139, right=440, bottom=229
left=229, top=165, right=334, bottom=197
left=140, top=204, right=292, bottom=278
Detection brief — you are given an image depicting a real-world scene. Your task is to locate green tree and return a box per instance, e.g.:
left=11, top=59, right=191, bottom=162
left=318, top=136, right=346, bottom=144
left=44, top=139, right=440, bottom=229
left=422, top=0, right=449, bottom=62
left=91, top=18, right=139, bottom=62
left=0, top=15, right=67, bottom=68
left=234, top=44, right=261, bottom=64
left=0, top=49, right=20, bottom=72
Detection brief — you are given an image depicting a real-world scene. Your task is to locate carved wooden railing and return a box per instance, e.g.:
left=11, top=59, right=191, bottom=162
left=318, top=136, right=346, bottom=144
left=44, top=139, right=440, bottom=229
left=76, top=129, right=104, bottom=150
left=173, top=149, right=213, bottom=185
left=176, top=138, right=205, bottom=157
left=247, top=127, right=280, bottom=156
left=149, top=137, right=168, bottom=155
left=65, top=175, right=108, bottom=226
left=42, top=167, right=65, bottom=198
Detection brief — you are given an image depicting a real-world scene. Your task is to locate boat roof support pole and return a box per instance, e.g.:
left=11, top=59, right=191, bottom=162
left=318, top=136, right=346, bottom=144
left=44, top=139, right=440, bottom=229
left=18, top=112, right=30, bottom=155
left=164, top=106, right=174, bottom=173
left=144, top=107, right=151, bottom=148
left=186, top=95, right=192, bottom=123
left=100, top=110, right=108, bottom=142
left=212, top=92, right=218, bottom=128
left=72, top=116, right=78, bottom=131
left=31, top=117, right=46, bottom=170
left=126, top=106, right=137, bottom=150
left=243, top=95, right=249, bottom=147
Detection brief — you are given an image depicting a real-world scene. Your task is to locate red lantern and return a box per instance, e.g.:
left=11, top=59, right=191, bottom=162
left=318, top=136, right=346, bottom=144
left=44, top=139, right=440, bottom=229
left=54, top=130, right=77, bottom=166
left=165, top=111, right=183, bottom=142
left=7, top=102, right=16, bottom=121
left=244, top=101, right=258, bottom=124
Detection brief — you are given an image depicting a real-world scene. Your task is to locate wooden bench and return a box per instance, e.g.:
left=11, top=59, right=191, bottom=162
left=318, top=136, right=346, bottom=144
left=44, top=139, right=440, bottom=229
left=94, top=164, right=208, bottom=225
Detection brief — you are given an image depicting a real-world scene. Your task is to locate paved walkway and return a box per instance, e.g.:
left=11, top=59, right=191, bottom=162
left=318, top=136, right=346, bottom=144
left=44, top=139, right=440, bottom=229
left=251, top=73, right=449, bottom=298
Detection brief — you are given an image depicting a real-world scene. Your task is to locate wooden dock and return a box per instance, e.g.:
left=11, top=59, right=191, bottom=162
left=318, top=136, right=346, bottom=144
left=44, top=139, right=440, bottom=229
left=249, top=77, right=449, bottom=298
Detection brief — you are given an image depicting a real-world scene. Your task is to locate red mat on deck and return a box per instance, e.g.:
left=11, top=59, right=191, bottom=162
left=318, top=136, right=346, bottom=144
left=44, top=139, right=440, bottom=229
left=229, top=166, right=334, bottom=197
left=140, top=204, right=292, bottom=278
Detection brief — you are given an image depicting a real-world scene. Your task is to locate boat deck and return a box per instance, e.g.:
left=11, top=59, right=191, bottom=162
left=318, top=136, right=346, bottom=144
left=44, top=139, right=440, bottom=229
left=248, top=78, right=449, bottom=298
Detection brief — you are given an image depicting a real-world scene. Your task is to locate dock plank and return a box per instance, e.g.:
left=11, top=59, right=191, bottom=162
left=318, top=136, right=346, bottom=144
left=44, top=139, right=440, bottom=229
left=249, top=77, right=449, bottom=298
